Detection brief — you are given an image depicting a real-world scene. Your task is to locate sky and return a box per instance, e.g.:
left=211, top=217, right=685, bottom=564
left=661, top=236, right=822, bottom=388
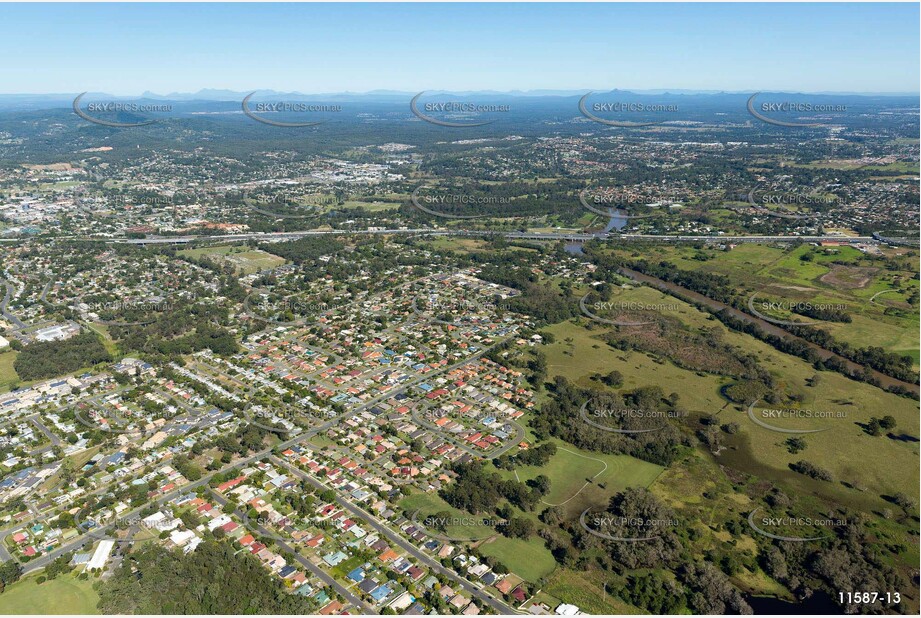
left=0, top=3, right=918, bottom=95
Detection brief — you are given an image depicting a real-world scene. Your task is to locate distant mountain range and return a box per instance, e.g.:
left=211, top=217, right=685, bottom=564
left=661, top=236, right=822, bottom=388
left=0, top=88, right=915, bottom=112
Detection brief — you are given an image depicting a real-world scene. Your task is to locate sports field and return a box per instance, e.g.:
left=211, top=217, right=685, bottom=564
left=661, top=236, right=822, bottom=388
left=0, top=573, right=99, bottom=614
left=178, top=245, right=287, bottom=275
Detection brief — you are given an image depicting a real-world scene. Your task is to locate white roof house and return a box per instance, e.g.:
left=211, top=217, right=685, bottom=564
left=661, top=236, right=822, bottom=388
left=86, top=539, right=115, bottom=571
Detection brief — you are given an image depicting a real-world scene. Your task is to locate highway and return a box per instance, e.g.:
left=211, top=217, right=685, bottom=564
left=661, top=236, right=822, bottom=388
left=119, top=229, right=877, bottom=246
left=1, top=228, right=878, bottom=247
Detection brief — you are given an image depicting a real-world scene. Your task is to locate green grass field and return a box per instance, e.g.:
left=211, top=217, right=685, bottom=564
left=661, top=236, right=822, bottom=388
left=340, top=199, right=402, bottom=211
left=0, top=350, right=20, bottom=393
left=0, top=573, right=100, bottom=614
left=500, top=440, right=663, bottom=519
left=543, top=285, right=919, bottom=513
left=397, top=493, right=496, bottom=540
left=543, top=319, right=730, bottom=412
left=476, top=535, right=557, bottom=582
left=398, top=486, right=560, bottom=583
left=543, top=568, right=646, bottom=615
left=178, top=245, right=286, bottom=275
left=595, top=243, right=919, bottom=368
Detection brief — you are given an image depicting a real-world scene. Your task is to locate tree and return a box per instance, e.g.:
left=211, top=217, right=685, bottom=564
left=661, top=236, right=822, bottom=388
left=503, top=517, right=535, bottom=539
left=879, top=415, right=897, bottom=430
left=540, top=506, right=564, bottom=526
left=784, top=437, right=807, bottom=454
left=0, top=560, right=23, bottom=591
left=530, top=474, right=551, bottom=494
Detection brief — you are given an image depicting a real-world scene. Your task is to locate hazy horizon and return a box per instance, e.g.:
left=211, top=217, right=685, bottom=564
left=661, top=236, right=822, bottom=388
left=1, top=3, right=918, bottom=95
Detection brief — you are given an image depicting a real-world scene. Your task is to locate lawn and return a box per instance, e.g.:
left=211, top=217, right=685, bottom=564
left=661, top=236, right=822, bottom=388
left=0, top=350, right=20, bottom=393
left=425, top=238, right=490, bottom=254
left=226, top=250, right=287, bottom=275
left=501, top=440, right=664, bottom=519
left=543, top=568, right=646, bottom=615
left=178, top=245, right=286, bottom=275
left=398, top=493, right=497, bottom=540
left=476, top=535, right=557, bottom=582
left=0, top=572, right=100, bottom=614
left=822, top=312, right=919, bottom=367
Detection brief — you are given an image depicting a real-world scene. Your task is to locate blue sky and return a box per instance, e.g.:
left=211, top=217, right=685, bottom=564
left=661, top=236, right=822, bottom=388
left=1, top=3, right=918, bottom=94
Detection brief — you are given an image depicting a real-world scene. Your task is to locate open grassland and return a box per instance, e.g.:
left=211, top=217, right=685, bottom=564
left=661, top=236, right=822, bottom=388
left=476, top=535, right=558, bottom=582
left=340, top=199, right=402, bottom=211
left=425, top=237, right=490, bottom=254
left=179, top=245, right=287, bottom=275
left=542, top=568, right=646, bottom=615
left=0, top=350, right=20, bottom=393
left=0, top=573, right=100, bottom=614
left=543, top=318, right=731, bottom=412
left=542, top=282, right=919, bottom=512
left=397, top=493, right=497, bottom=541
left=498, top=439, right=663, bottom=519
left=399, top=478, right=560, bottom=583
left=600, top=243, right=919, bottom=367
